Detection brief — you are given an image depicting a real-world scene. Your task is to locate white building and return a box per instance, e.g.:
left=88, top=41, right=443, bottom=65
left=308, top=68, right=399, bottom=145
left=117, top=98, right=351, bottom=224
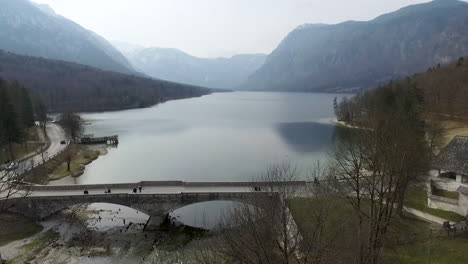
left=428, top=136, right=468, bottom=216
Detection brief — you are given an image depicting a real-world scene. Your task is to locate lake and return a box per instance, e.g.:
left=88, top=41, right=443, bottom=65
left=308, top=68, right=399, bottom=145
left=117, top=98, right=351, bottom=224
left=77, top=91, right=342, bottom=184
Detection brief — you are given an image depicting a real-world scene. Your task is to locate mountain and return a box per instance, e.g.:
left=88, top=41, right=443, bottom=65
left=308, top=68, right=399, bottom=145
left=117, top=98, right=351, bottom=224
left=0, top=0, right=134, bottom=74
left=116, top=45, right=266, bottom=89
left=0, top=50, right=211, bottom=112
left=242, top=0, right=468, bottom=93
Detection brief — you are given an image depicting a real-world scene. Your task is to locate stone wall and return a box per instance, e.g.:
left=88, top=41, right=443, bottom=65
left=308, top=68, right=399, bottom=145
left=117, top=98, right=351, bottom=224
left=459, top=194, right=468, bottom=216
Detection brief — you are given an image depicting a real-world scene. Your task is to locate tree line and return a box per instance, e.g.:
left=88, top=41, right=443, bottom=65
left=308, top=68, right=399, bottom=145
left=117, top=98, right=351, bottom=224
left=0, top=79, right=46, bottom=161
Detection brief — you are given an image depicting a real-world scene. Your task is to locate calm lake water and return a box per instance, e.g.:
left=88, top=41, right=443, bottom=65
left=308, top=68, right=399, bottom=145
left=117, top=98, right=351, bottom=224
left=78, top=91, right=342, bottom=184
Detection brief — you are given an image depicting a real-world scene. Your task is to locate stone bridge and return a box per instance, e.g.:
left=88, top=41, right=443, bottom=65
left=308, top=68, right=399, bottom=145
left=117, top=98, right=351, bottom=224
left=5, top=181, right=307, bottom=226
left=7, top=192, right=259, bottom=223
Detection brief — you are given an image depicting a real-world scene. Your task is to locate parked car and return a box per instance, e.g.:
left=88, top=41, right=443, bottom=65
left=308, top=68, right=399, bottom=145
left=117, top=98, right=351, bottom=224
left=60, top=140, right=66, bottom=144
left=6, top=162, right=18, bottom=171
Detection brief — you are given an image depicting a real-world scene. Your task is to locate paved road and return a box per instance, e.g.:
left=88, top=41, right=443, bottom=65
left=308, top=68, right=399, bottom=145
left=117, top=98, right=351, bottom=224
left=17, top=123, right=68, bottom=173
left=27, top=186, right=254, bottom=197
left=21, top=181, right=309, bottom=198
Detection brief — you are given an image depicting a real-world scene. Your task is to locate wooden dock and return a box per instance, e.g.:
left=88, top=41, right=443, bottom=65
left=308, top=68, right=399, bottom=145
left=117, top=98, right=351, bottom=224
left=79, top=135, right=118, bottom=145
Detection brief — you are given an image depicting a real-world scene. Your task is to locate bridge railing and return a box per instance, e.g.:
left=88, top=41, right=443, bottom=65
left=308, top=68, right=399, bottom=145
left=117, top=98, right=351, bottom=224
left=29, top=180, right=310, bottom=191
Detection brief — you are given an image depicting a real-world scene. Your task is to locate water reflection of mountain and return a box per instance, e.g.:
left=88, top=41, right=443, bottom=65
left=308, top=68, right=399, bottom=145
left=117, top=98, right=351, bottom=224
left=276, top=122, right=353, bottom=154
left=276, top=122, right=336, bottom=153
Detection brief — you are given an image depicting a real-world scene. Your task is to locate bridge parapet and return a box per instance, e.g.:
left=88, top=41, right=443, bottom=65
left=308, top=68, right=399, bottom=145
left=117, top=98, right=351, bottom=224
left=29, top=180, right=308, bottom=191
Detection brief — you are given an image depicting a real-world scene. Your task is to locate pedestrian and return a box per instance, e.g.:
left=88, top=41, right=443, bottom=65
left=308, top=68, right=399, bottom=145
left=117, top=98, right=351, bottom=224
left=138, top=186, right=142, bottom=193
left=123, top=219, right=126, bottom=225
left=107, top=188, right=111, bottom=193
left=84, top=189, right=89, bottom=195
left=133, top=188, right=137, bottom=193
left=104, top=190, right=107, bottom=194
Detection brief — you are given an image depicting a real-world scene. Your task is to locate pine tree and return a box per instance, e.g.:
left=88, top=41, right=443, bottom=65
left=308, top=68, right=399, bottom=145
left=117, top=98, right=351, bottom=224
left=333, top=97, right=338, bottom=118
left=36, top=98, right=47, bottom=133
left=19, top=86, right=35, bottom=127
left=0, top=81, right=22, bottom=160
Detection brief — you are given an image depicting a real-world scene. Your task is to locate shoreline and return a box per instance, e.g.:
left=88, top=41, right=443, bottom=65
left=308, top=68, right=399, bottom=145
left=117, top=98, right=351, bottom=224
left=48, top=144, right=109, bottom=185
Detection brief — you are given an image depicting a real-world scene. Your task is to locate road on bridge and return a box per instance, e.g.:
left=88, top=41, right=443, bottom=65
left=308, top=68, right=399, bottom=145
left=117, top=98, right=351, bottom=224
left=23, top=181, right=309, bottom=198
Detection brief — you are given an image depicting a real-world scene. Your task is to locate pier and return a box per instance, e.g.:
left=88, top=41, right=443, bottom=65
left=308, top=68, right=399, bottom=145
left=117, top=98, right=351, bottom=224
left=79, top=135, right=119, bottom=145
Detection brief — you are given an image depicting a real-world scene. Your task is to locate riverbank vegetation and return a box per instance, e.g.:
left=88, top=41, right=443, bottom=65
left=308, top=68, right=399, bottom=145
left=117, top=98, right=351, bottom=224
left=50, top=146, right=101, bottom=180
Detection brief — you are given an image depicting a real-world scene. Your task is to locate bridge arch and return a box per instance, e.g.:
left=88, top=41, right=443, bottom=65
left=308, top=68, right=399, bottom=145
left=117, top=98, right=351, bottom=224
left=6, top=192, right=264, bottom=221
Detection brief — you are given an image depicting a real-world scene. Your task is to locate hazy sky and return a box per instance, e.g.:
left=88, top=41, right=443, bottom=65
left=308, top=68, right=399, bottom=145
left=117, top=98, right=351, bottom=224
left=32, top=0, right=439, bottom=58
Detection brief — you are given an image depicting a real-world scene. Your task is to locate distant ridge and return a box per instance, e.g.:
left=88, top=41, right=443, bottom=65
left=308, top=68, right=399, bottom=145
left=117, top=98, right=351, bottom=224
left=0, top=0, right=135, bottom=74
left=114, top=43, right=266, bottom=89
left=242, top=0, right=468, bottom=93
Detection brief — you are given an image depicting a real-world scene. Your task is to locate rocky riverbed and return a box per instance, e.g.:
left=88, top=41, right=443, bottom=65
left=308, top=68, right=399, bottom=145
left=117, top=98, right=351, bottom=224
left=1, top=203, right=207, bottom=264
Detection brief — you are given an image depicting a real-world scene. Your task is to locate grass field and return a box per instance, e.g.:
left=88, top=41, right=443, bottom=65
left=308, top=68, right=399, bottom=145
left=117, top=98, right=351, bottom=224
left=433, top=188, right=460, bottom=200
left=50, top=147, right=100, bottom=180
left=289, top=197, right=468, bottom=264
left=0, top=214, right=43, bottom=246
left=441, top=120, right=468, bottom=146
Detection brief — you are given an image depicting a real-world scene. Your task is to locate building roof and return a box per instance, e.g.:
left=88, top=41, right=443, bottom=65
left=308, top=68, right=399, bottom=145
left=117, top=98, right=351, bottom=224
left=433, top=136, right=468, bottom=176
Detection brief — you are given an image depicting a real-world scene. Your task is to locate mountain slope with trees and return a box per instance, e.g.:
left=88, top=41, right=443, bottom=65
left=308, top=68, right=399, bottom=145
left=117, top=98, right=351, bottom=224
left=0, top=50, right=211, bottom=112
left=117, top=46, right=266, bottom=89
left=242, top=0, right=468, bottom=92
left=336, top=56, right=468, bottom=123
left=0, top=0, right=134, bottom=74
left=335, top=55, right=468, bottom=156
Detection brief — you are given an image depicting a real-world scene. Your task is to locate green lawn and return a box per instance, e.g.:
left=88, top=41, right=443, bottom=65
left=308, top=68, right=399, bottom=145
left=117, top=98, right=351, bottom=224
left=50, top=148, right=99, bottom=180
left=405, top=186, right=465, bottom=222
left=433, top=188, right=460, bottom=200
left=290, top=197, right=468, bottom=264
left=0, top=215, right=43, bottom=246
left=385, top=233, right=468, bottom=264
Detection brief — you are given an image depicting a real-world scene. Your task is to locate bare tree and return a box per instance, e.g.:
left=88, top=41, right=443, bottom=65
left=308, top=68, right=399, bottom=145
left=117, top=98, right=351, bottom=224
left=329, top=108, right=429, bottom=264
left=195, top=163, right=335, bottom=264
left=60, top=111, right=83, bottom=143
left=0, top=167, right=31, bottom=263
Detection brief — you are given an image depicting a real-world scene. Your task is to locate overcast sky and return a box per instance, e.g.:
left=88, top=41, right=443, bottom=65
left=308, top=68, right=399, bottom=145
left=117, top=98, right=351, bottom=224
left=32, top=0, right=440, bottom=58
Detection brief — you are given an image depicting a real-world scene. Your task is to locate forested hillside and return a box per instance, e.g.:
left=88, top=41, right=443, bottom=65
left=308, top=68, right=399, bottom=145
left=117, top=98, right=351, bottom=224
left=335, top=55, right=468, bottom=153
left=0, top=50, right=211, bottom=112
left=336, top=56, right=468, bottom=124
left=0, top=79, right=46, bottom=161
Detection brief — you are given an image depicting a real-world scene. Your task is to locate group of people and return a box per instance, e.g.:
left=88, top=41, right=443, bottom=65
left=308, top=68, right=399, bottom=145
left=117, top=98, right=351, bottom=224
left=83, top=186, right=143, bottom=195
left=132, top=186, right=142, bottom=193
left=83, top=188, right=111, bottom=194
